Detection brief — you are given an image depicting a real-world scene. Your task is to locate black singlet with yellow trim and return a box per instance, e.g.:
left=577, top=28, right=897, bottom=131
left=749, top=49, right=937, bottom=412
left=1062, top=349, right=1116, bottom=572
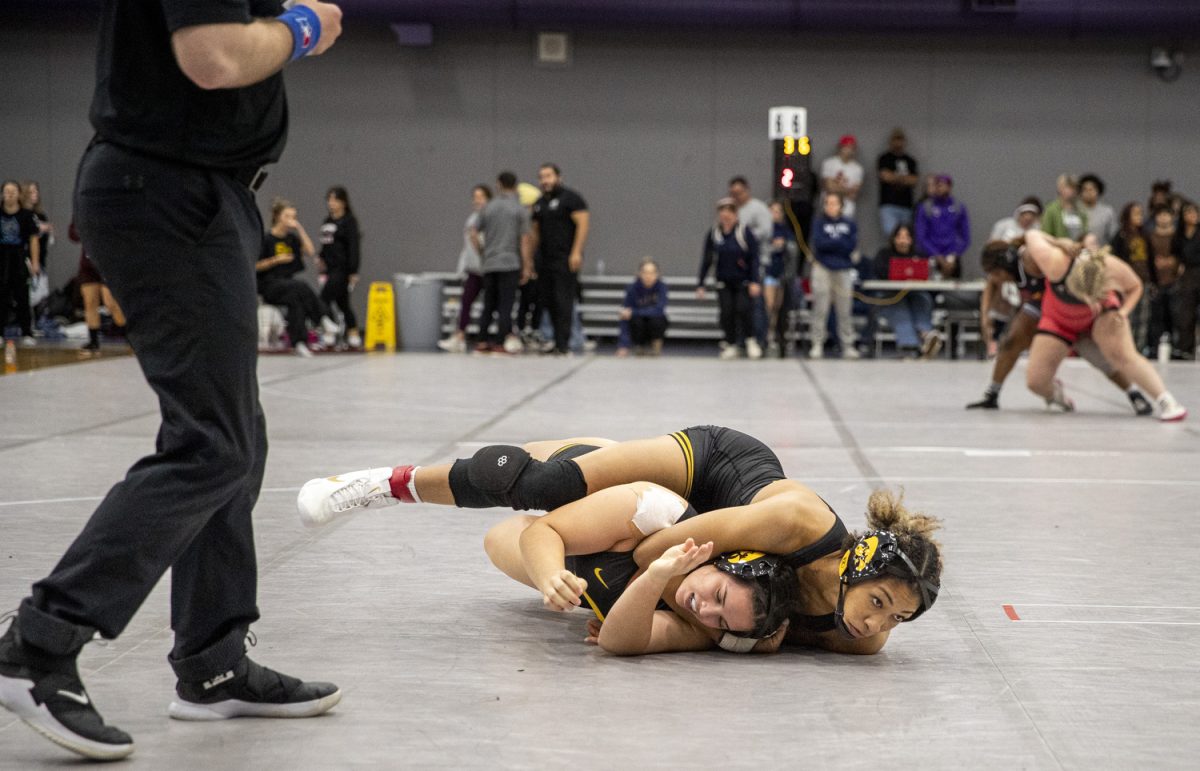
left=784, top=513, right=849, bottom=634
left=669, top=426, right=786, bottom=513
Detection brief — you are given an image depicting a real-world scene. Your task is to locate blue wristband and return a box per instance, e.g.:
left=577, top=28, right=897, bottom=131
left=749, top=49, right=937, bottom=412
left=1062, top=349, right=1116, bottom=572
left=278, top=5, right=321, bottom=62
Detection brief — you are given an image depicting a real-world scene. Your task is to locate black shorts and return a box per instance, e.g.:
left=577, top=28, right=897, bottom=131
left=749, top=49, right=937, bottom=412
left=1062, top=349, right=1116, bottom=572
left=671, top=426, right=785, bottom=513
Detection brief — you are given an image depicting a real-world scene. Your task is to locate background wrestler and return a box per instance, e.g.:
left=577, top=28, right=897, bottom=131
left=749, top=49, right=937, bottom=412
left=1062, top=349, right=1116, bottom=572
left=1022, top=230, right=1187, bottom=420
left=300, top=428, right=943, bottom=655
left=479, top=471, right=797, bottom=655
left=967, top=239, right=1153, bottom=414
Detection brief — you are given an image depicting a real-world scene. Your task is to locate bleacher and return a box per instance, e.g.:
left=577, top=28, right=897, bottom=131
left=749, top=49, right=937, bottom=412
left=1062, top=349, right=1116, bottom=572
left=423, top=272, right=984, bottom=357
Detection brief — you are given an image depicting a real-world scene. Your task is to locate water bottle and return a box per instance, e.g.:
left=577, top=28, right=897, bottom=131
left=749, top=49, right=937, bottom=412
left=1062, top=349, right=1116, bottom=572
left=1157, top=333, right=1172, bottom=366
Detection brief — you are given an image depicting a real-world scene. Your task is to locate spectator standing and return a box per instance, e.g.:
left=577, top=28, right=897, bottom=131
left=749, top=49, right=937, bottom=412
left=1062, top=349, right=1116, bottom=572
left=70, top=221, right=125, bottom=352
left=0, top=1, right=345, bottom=759
left=913, top=174, right=969, bottom=279
left=319, top=185, right=362, bottom=348
left=259, top=199, right=338, bottom=358
left=728, top=176, right=772, bottom=348
left=1041, top=174, right=1087, bottom=242
left=697, top=198, right=761, bottom=360
left=876, top=128, right=919, bottom=242
left=616, top=258, right=669, bottom=357
left=989, top=197, right=1043, bottom=243
left=1147, top=205, right=1183, bottom=355
left=1079, top=173, right=1117, bottom=246
left=439, top=184, right=491, bottom=353
left=820, top=135, right=864, bottom=220
left=20, top=180, right=53, bottom=272
left=1111, top=202, right=1152, bottom=352
left=873, top=223, right=938, bottom=358
left=765, top=200, right=799, bottom=356
left=809, top=192, right=859, bottom=359
left=0, top=179, right=41, bottom=345
left=530, top=163, right=589, bottom=356
left=1172, top=202, right=1200, bottom=359
left=472, top=171, right=529, bottom=354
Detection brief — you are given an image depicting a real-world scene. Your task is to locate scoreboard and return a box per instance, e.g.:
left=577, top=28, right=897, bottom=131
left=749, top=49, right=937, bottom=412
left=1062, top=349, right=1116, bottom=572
left=769, top=106, right=813, bottom=203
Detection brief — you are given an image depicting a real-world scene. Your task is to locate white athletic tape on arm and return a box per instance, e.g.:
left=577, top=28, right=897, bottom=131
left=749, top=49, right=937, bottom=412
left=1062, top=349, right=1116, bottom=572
left=718, top=633, right=758, bottom=653
left=631, top=486, right=688, bottom=536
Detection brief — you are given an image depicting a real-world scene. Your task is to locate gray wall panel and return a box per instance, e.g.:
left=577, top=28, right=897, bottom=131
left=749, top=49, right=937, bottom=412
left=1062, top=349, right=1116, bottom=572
left=3, top=22, right=1198, bottom=321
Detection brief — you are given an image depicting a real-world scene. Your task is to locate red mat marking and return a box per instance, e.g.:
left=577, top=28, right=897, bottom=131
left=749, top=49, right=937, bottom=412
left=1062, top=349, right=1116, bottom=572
left=1002, top=604, right=1020, bottom=621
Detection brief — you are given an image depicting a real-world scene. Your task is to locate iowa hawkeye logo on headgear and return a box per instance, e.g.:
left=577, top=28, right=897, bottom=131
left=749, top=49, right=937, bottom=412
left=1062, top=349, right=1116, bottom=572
left=837, top=530, right=939, bottom=621
left=714, top=550, right=781, bottom=579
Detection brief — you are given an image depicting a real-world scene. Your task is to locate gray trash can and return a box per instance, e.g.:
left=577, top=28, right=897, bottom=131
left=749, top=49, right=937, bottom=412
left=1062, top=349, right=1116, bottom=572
left=393, top=273, right=445, bottom=351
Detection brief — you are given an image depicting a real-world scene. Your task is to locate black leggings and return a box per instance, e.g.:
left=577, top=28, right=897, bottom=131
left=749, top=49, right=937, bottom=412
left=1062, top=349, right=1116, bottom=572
left=717, top=283, right=753, bottom=346
left=479, top=270, right=520, bottom=343
left=320, top=270, right=357, bottom=331
left=629, top=315, right=668, bottom=345
left=260, top=278, right=327, bottom=348
left=0, top=253, right=33, bottom=336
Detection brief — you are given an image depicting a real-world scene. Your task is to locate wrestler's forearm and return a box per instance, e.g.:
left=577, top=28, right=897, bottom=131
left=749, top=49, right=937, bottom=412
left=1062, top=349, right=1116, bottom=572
left=518, top=520, right=568, bottom=589
left=597, top=570, right=670, bottom=654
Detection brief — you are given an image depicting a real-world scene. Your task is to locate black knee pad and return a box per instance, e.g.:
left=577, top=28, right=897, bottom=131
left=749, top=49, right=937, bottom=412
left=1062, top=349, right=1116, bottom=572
left=448, top=444, right=587, bottom=511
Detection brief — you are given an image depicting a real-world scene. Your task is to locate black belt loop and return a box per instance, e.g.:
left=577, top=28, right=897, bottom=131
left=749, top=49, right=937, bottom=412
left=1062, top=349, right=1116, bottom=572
left=247, top=167, right=268, bottom=192
left=233, top=166, right=268, bottom=192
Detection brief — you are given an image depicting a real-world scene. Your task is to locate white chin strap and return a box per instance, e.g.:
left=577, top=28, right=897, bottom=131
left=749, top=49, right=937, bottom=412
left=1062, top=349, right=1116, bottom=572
left=717, top=633, right=759, bottom=653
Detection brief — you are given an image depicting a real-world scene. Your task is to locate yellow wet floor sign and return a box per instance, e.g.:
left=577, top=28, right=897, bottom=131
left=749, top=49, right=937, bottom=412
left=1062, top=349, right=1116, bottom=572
left=364, top=281, right=396, bottom=352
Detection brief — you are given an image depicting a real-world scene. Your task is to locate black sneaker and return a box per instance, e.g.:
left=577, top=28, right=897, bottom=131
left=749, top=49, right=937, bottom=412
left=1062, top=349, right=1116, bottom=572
left=168, top=656, right=341, bottom=721
left=966, top=392, right=1000, bottom=409
left=0, top=621, right=134, bottom=761
left=1128, top=389, right=1154, bottom=417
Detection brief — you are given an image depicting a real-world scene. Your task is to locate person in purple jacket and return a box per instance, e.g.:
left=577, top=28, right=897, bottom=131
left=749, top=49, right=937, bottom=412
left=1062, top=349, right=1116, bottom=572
left=913, top=174, right=970, bottom=279
left=617, top=258, right=669, bottom=357
left=808, top=192, right=860, bottom=359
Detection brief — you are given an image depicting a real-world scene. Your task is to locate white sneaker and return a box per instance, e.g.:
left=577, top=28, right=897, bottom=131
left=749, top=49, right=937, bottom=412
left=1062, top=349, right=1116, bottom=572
left=809, top=344, right=824, bottom=360
left=503, top=335, right=524, bottom=354
left=437, top=337, right=466, bottom=353
left=346, top=332, right=363, bottom=349
left=20, top=336, right=36, bottom=347
left=297, top=468, right=398, bottom=528
left=1157, top=392, right=1188, bottom=422
left=719, top=345, right=740, bottom=360
left=294, top=342, right=314, bottom=358
left=320, top=317, right=340, bottom=347
left=746, top=339, right=763, bottom=360
left=842, top=346, right=861, bottom=360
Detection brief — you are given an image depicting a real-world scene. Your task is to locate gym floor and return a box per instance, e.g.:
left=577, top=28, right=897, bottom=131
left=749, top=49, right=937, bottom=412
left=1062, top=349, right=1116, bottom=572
left=2, top=352, right=1197, bottom=768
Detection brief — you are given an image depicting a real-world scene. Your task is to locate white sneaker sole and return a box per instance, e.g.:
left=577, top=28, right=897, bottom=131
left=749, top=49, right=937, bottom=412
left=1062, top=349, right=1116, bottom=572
left=0, top=675, right=134, bottom=760
left=167, top=688, right=342, bottom=721
left=296, top=473, right=398, bottom=529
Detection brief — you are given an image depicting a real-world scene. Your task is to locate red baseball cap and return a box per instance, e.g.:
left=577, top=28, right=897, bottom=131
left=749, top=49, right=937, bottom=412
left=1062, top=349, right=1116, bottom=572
left=838, top=134, right=857, bottom=147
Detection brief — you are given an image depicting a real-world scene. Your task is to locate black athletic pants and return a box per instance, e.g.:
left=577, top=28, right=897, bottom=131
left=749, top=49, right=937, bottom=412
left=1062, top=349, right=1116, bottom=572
left=479, top=269, right=519, bottom=344
left=538, top=265, right=576, bottom=353
left=320, top=269, right=357, bottom=332
left=0, top=252, right=33, bottom=337
left=261, top=277, right=326, bottom=348
left=717, top=282, right=753, bottom=346
left=629, top=314, right=668, bottom=346
left=17, top=142, right=264, bottom=682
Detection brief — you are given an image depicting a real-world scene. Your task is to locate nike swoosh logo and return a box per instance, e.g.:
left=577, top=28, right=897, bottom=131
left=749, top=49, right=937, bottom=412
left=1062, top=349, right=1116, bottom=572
left=56, top=689, right=89, bottom=706
left=593, top=567, right=609, bottom=589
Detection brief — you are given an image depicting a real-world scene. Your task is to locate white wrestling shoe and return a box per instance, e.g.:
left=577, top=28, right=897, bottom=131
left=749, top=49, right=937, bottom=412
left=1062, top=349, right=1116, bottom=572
left=1046, top=379, right=1075, bottom=412
left=297, top=468, right=398, bottom=528
left=1157, top=392, right=1188, bottom=422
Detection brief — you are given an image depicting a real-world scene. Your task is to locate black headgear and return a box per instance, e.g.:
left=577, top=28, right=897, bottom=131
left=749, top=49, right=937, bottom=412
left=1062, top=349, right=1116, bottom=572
left=833, top=530, right=939, bottom=637
left=712, top=551, right=791, bottom=640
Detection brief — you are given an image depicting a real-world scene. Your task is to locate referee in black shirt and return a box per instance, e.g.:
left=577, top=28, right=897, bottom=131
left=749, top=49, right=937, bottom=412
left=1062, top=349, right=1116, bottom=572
left=530, top=163, right=590, bottom=354
left=0, top=0, right=344, bottom=760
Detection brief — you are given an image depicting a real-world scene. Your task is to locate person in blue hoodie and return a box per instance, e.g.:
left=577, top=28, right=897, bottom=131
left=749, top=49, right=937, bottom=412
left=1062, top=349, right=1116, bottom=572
left=617, top=258, right=669, bottom=356
left=697, top=198, right=762, bottom=359
left=809, top=192, right=859, bottom=359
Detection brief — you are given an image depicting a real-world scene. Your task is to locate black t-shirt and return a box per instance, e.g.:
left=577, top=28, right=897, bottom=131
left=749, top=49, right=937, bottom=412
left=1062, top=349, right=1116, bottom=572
left=0, top=207, right=39, bottom=261
left=532, top=186, right=587, bottom=267
left=259, top=231, right=304, bottom=288
left=877, top=152, right=918, bottom=208
left=91, top=0, right=288, bottom=169
left=319, top=214, right=360, bottom=274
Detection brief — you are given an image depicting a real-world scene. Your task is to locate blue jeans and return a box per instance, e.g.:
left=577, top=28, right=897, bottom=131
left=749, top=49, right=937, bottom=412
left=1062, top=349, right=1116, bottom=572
left=879, top=205, right=912, bottom=243
left=539, top=306, right=584, bottom=352
left=880, top=290, right=934, bottom=348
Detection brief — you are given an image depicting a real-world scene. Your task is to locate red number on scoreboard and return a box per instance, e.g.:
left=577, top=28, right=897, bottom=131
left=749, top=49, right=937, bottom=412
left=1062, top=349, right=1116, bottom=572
left=780, top=168, right=794, bottom=188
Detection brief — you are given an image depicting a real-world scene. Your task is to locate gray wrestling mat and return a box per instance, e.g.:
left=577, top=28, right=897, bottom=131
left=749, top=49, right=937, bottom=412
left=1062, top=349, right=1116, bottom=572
left=1, top=352, right=1198, bottom=768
